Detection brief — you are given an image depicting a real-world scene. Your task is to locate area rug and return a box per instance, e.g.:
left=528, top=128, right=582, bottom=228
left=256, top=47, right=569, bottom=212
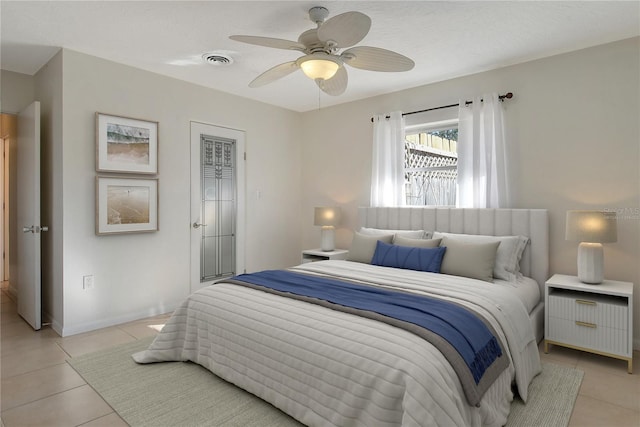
left=68, top=338, right=583, bottom=427
left=507, top=361, right=584, bottom=427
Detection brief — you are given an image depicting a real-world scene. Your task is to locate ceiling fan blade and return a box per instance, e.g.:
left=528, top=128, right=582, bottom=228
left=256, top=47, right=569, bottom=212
left=317, top=11, right=371, bottom=48
left=316, top=66, right=348, bottom=96
left=249, top=61, right=299, bottom=88
left=229, top=35, right=305, bottom=51
left=342, top=46, right=415, bottom=72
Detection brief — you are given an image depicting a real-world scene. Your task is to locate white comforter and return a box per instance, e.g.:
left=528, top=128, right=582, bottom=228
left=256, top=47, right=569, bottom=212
left=134, top=260, right=541, bottom=427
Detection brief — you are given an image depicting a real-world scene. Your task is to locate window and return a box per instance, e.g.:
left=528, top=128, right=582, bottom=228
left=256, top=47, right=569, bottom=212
left=404, top=119, right=458, bottom=206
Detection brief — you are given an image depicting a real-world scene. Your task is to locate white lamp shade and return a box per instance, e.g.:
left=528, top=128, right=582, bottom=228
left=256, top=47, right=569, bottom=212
left=565, top=210, right=617, bottom=243
left=314, top=207, right=341, bottom=227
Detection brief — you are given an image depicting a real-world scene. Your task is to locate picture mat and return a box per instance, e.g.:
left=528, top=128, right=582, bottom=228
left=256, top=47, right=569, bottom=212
left=96, top=177, right=158, bottom=234
left=96, top=113, right=158, bottom=174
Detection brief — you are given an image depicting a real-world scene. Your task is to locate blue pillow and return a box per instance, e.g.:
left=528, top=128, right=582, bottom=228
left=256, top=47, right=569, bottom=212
left=371, top=240, right=446, bottom=273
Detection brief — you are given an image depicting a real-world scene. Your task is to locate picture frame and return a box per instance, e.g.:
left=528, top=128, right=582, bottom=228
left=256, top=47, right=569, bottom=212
left=96, top=176, right=159, bottom=235
left=96, top=113, right=158, bottom=174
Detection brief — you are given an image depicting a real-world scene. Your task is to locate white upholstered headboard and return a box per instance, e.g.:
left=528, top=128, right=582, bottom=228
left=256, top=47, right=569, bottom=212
left=358, top=207, right=549, bottom=296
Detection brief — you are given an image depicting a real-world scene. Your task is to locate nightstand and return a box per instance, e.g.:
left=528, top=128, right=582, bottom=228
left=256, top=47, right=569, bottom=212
left=544, top=274, right=634, bottom=373
left=301, top=248, right=349, bottom=264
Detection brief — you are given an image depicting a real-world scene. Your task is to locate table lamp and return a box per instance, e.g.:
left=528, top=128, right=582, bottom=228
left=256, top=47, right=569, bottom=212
left=314, top=207, right=341, bottom=252
left=565, top=210, right=617, bottom=284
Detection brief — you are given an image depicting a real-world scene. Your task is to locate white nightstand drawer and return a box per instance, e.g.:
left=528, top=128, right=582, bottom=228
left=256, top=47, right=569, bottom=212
left=548, top=290, right=628, bottom=329
left=548, top=318, right=628, bottom=355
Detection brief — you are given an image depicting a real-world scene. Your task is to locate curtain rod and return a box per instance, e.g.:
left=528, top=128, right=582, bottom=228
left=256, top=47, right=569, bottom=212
left=370, top=92, right=513, bottom=122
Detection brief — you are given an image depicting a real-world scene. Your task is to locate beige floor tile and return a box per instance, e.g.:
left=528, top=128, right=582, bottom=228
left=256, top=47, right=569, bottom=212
left=0, top=301, right=17, bottom=315
left=117, top=321, right=164, bottom=339
left=0, top=291, right=13, bottom=304
left=1, top=341, right=68, bottom=379
left=1, top=384, right=112, bottom=427
left=56, top=327, right=136, bottom=357
left=569, top=394, right=640, bottom=427
left=1, top=363, right=86, bottom=411
left=1, top=326, right=60, bottom=356
left=1, top=318, right=34, bottom=340
left=578, top=366, right=640, bottom=412
left=540, top=341, right=581, bottom=368
left=577, top=350, right=640, bottom=380
left=78, top=412, right=128, bottom=427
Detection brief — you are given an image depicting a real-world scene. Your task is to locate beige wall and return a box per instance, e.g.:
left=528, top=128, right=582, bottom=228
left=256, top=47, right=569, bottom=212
left=1, top=70, right=36, bottom=114
left=300, top=37, right=640, bottom=348
left=40, top=49, right=303, bottom=335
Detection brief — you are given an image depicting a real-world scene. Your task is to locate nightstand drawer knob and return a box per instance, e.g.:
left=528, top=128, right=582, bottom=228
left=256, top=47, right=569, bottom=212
left=576, top=299, right=596, bottom=306
left=575, top=321, right=597, bottom=328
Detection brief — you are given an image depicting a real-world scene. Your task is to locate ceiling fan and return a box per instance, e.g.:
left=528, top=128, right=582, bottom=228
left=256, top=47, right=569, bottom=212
left=229, top=6, right=415, bottom=96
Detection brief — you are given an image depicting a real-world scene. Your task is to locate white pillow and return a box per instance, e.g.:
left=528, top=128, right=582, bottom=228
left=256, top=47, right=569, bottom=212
left=359, top=227, right=430, bottom=239
left=393, top=236, right=442, bottom=248
left=439, top=238, right=500, bottom=282
left=433, top=232, right=529, bottom=281
left=346, top=232, right=394, bottom=264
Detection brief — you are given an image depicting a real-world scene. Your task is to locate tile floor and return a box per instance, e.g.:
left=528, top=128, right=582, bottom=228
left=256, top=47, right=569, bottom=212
left=1, top=284, right=639, bottom=426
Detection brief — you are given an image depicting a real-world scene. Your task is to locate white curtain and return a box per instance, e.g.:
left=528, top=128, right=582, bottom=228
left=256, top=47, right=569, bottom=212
left=457, top=93, right=510, bottom=208
left=371, top=111, right=405, bottom=206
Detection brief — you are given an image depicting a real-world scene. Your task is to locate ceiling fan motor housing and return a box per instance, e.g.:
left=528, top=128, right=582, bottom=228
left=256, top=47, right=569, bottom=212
left=309, top=6, right=329, bottom=25
left=298, top=29, right=335, bottom=54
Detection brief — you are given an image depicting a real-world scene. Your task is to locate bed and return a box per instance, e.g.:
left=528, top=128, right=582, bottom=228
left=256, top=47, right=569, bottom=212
left=134, top=207, right=549, bottom=427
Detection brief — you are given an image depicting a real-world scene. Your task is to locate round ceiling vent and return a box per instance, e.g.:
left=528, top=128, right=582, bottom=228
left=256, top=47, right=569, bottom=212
left=202, top=52, right=234, bottom=66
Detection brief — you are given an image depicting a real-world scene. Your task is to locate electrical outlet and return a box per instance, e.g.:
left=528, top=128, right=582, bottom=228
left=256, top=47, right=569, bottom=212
left=83, top=275, right=94, bottom=290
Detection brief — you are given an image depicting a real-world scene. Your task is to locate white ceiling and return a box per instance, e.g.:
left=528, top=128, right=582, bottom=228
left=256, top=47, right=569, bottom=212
left=1, top=1, right=638, bottom=112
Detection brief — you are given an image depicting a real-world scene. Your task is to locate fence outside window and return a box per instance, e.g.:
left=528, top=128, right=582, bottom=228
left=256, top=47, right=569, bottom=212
left=404, top=128, right=458, bottom=206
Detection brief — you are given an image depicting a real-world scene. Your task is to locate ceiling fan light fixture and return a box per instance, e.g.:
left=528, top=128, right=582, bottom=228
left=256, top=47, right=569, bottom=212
left=297, top=55, right=340, bottom=81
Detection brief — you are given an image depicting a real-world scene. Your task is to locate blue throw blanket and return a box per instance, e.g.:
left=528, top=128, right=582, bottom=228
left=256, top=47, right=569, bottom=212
left=229, top=270, right=503, bottom=386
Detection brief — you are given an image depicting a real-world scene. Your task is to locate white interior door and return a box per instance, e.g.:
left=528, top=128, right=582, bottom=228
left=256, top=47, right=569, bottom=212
left=190, top=122, right=245, bottom=294
left=16, top=101, right=42, bottom=330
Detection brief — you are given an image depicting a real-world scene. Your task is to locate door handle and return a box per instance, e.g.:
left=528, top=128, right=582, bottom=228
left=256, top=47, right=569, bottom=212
left=192, top=222, right=207, bottom=229
left=22, top=225, right=49, bottom=233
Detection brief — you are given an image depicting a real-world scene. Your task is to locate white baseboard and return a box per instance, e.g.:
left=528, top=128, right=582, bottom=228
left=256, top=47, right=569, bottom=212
left=59, top=300, right=182, bottom=337
left=43, top=311, right=63, bottom=336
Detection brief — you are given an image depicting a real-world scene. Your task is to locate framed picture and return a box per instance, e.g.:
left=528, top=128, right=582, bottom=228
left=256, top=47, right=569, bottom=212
left=96, top=113, right=158, bottom=174
left=96, top=177, right=159, bottom=235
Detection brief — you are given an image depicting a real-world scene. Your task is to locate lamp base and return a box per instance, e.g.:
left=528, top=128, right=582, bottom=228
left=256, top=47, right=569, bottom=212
left=577, top=242, right=604, bottom=284
left=320, top=226, right=335, bottom=252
